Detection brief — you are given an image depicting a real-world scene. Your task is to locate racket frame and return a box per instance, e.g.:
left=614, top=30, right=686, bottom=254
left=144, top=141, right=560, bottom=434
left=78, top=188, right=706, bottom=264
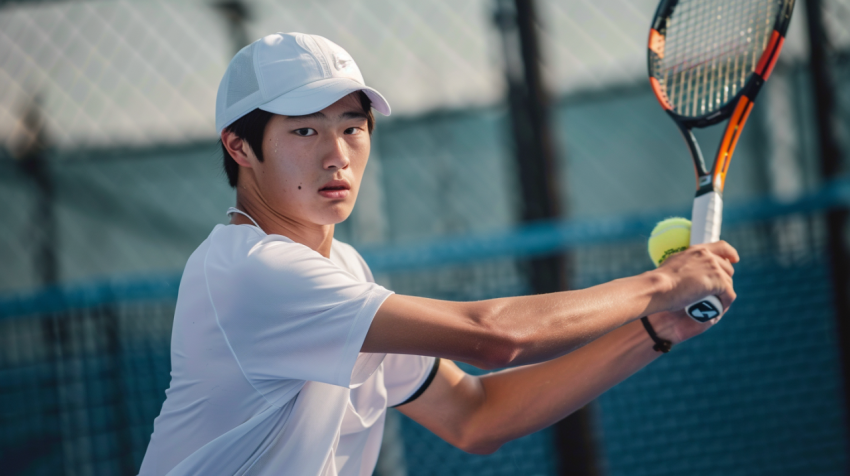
left=647, top=0, right=796, bottom=321
left=648, top=0, right=795, bottom=197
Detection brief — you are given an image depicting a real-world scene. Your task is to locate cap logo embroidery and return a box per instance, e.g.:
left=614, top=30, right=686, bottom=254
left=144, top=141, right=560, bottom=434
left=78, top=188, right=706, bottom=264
left=333, top=53, right=354, bottom=73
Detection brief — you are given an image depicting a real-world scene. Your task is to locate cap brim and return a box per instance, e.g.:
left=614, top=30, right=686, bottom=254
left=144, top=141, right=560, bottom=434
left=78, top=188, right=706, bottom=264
left=258, top=77, right=391, bottom=117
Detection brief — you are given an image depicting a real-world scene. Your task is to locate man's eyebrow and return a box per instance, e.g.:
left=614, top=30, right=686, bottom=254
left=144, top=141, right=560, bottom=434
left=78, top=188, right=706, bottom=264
left=340, top=110, right=368, bottom=120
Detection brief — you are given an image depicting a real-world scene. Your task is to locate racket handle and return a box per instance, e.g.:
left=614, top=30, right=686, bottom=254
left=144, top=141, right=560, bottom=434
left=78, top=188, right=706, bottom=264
left=687, top=191, right=724, bottom=322
left=689, top=191, right=723, bottom=247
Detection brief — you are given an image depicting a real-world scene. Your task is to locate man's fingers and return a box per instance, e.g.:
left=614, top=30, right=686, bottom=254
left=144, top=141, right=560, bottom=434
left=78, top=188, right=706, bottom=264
left=717, top=275, right=736, bottom=311
left=716, top=255, right=735, bottom=277
left=718, top=289, right=736, bottom=312
left=705, top=240, right=740, bottom=263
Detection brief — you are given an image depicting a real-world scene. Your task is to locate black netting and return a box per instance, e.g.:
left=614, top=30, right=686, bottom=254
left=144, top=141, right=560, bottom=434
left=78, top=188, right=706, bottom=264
left=0, top=302, right=174, bottom=475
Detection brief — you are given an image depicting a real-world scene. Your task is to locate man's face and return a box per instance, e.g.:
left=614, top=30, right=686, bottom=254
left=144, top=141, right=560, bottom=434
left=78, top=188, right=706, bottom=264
left=251, top=94, right=371, bottom=226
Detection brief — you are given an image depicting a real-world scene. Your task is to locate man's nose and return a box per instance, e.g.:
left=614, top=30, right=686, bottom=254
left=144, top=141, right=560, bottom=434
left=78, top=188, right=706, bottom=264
left=323, top=136, right=350, bottom=171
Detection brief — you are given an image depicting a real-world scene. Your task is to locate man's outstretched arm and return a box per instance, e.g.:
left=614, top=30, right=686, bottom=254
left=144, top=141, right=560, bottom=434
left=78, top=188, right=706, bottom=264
left=394, top=309, right=702, bottom=454
left=362, top=241, right=738, bottom=370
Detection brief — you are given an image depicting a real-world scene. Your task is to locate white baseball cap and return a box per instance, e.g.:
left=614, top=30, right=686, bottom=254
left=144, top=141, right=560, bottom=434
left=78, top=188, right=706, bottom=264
left=215, top=32, right=391, bottom=134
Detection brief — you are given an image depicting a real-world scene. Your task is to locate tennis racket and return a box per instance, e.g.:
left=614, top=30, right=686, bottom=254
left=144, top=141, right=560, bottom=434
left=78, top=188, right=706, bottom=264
left=648, top=0, right=796, bottom=322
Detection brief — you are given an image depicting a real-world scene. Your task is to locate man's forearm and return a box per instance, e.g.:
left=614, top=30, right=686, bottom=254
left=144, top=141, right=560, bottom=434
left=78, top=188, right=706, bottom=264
left=480, top=271, right=669, bottom=367
left=365, top=271, right=669, bottom=370
left=465, top=316, right=668, bottom=451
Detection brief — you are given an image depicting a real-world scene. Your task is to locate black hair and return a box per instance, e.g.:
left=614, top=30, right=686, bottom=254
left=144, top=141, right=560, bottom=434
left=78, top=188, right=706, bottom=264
left=221, top=91, right=375, bottom=188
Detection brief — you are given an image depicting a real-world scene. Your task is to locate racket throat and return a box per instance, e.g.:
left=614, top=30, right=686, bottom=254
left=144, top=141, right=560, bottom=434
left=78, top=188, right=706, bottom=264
left=690, top=191, right=723, bottom=246
left=675, top=121, right=710, bottom=183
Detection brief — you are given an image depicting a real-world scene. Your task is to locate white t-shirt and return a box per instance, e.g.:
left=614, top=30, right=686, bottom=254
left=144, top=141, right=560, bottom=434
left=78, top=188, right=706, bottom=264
left=139, top=222, right=437, bottom=476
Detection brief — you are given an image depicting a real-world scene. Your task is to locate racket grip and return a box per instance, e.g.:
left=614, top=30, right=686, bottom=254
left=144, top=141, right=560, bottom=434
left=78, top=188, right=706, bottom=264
left=687, top=191, right=724, bottom=322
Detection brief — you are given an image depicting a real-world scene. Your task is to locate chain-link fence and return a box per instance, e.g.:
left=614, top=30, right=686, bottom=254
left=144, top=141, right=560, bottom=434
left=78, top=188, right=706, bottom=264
left=2, top=0, right=850, bottom=475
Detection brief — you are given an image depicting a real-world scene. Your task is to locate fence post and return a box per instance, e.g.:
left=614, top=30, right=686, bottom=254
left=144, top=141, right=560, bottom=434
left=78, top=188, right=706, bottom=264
left=15, top=98, right=56, bottom=286
left=804, top=0, right=850, bottom=443
left=494, top=1, right=599, bottom=474
left=213, top=1, right=252, bottom=54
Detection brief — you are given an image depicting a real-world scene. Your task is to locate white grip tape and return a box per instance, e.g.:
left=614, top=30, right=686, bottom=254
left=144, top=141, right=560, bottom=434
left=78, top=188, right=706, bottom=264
left=689, top=191, right=723, bottom=246
left=686, top=191, right=724, bottom=322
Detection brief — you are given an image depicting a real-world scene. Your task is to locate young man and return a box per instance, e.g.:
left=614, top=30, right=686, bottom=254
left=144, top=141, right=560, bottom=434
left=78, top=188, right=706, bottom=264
left=139, top=33, right=738, bottom=476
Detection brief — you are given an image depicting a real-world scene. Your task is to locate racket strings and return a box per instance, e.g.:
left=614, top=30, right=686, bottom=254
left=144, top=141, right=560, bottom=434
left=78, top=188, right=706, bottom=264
left=650, top=0, right=783, bottom=119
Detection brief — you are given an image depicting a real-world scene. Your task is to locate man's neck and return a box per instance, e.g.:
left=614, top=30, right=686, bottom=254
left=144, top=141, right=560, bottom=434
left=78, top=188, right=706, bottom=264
left=231, top=196, right=335, bottom=258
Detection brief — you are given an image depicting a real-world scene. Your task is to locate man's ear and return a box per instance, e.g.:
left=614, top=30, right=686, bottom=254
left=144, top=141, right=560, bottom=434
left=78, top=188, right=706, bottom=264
left=221, top=130, right=254, bottom=168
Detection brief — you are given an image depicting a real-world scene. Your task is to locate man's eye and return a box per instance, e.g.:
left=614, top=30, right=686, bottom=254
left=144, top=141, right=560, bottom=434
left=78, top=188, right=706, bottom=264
left=293, top=128, right=316, bottom=137
left=344, top=127, right=361, bottom=135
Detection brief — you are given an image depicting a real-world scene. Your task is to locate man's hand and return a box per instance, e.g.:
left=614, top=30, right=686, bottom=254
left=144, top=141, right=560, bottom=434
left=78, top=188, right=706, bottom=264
left=647, top=240, right=740, bottom=316
left=646, top=309, right=716, bottom=346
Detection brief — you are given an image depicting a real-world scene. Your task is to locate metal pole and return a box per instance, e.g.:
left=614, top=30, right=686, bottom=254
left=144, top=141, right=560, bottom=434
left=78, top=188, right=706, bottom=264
left=16, top=98, right=57, bottom=286
left=804, top=0, right=850, bottom=443
left=13, top=96, right=65, bottom=472
left=213, top=1, right=252, bottom=55
left=493, top=0, right=566, bottom=286
left=494, top=1, right=599, bottom=474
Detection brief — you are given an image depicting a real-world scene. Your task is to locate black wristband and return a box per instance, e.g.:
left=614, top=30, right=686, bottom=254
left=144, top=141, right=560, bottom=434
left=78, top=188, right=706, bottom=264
left=640, top=316, right=673, bottom=353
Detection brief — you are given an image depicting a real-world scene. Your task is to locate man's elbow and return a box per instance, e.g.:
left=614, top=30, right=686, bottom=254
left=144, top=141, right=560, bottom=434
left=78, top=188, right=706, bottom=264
left=459, top=439, right=503, bottom=455
left=475, top=333, right=521, bottom=370
left=468, top=304, right=524, bottom=370
left=451, top=427, right=504, bottom=455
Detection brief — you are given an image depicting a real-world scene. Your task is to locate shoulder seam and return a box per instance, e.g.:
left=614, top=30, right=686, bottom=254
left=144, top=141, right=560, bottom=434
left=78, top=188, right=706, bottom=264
left=203, top=228, right=274, bottom=406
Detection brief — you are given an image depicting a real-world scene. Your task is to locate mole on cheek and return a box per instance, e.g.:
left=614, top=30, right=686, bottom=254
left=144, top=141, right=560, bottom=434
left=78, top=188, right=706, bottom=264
left=298, top=185, right=301, bottom=190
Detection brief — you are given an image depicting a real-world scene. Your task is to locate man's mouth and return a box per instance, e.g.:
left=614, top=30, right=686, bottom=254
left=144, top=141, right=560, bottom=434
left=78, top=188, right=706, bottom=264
left=318, top=180, right=351, bottom=199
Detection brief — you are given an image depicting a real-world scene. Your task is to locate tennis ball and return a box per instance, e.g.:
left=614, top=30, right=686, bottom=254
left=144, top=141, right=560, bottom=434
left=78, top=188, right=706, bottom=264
left=648, top=217, right=691, bottom=267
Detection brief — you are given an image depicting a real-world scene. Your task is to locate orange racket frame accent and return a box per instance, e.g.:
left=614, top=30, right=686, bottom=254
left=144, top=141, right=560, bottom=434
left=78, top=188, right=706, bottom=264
left=755, top=31, right=784, bottom=80
left=649, top=28, right=665, bottom=59
left=712, top=96, right=754, bottom=192
left=712, top=27, right=786, bottom=192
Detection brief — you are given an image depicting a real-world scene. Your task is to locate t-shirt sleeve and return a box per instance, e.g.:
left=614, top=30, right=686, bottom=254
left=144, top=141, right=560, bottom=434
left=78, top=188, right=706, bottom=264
left=383, top=354, right=439, bottom=407
left=204, top=232, right=393, bottom=397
